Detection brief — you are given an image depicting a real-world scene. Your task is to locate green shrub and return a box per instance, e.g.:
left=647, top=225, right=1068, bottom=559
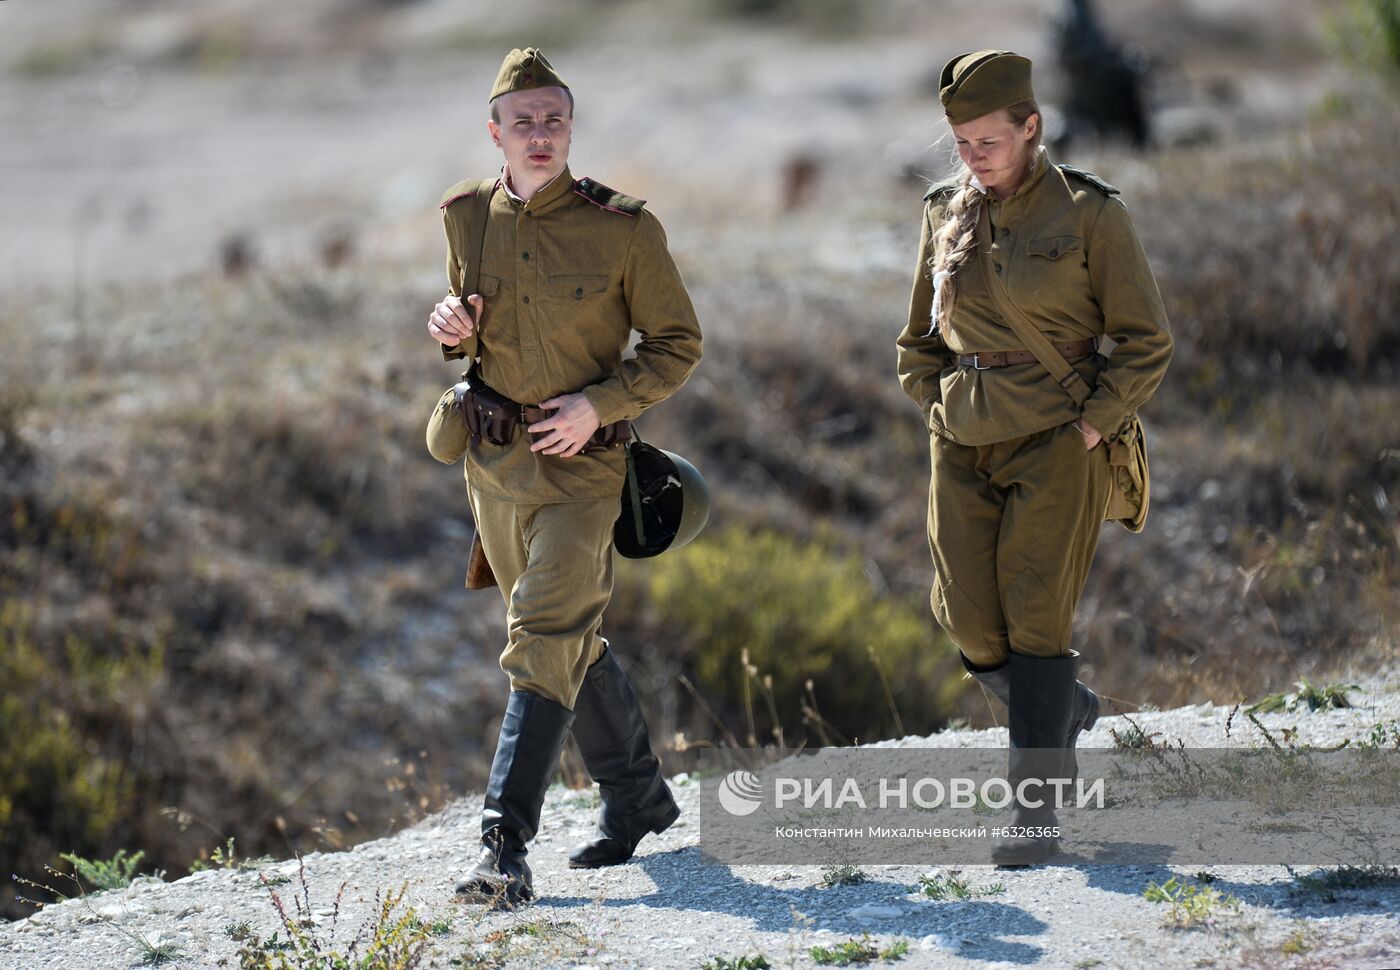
left=1247, top=679, right=1360, bottom=714
left=702, top=956, right=771, bottom=970
left=59, top=849, right=152, bottom=892
left=1, top=614, right=154, bottom=912
left=1330, top=0, right=1400, bottom=76
left=633, top=527, right=957, bottom=742
left=916, top=870, right=1005, bottom=901
left=819, top=863, right=867, bottom=888
left=810, top=934, right=909, bottom=965
left=232, top=870, right=432, bottom=970
left=1143, top=876, right=1241, bottom=929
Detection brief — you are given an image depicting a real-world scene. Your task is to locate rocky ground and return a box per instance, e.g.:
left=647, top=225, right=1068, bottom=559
left=5, top=671, right=1399, bottom=970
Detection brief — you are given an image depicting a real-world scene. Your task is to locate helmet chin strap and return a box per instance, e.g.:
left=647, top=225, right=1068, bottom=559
left=623, top=436, right=646, bottom=547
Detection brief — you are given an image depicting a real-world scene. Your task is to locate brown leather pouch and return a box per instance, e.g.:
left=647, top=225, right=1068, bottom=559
left=459, top=379, right=522, bottom=447
left=464, top=531, right=497, bottom=589
left=588, top=419, right=632, bottom=450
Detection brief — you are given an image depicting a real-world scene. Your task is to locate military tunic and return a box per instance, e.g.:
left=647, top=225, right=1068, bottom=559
left=897, top=148, right=1172, bottom=666
left=441, top=165, right=702, bottom=504
left=438, top=165, right=702, bottom=707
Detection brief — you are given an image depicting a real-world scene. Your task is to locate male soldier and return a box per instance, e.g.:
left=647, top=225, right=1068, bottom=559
left=427, top=49, right=702, bottom=903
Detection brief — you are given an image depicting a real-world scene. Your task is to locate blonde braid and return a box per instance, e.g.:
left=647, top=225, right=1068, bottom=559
left=925, top=99, right=1042, bottom=342
left=927, top=170, right=983, bottom=342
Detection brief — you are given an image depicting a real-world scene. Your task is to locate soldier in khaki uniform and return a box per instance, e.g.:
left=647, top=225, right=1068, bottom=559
left=897, top=51, right=1172, bottom=864
left=426, top=49, right=702, bottom=903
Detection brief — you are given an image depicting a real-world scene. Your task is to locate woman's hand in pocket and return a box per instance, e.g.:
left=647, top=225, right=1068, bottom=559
left=1075, top=419, right=1103, bottom=451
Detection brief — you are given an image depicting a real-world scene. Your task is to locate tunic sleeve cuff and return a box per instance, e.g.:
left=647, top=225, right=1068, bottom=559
left=582, top=383, right=633, bottom=427
left=440, top=335, right=477, bottom=362
left=1081, top=396, right=1131, bottom=445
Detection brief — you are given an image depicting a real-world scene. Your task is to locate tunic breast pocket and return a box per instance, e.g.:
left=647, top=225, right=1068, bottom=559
left=546, top=274, right=609, bottom=302
left=1027, top=235, right=1082, bottom=263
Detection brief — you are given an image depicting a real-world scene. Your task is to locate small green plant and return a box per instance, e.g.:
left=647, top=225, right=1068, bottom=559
left=819, top=863, right=868, bottom=887
left=59, top=849, right=154, bottom=891
left=136, top=932, right=182, bottom=966
left=1110, top=717, right=1165, bottom=751
left=1247, top=679, right=1359, bottom=714
left=1355, top=720, right=1400, bottom=749
left=1143, top=876, right=1241, bottom=929
left=191, top=838, right=287, bottom=884
left=1281, top=928, right=1313, bottom=955
left=701, top=955, right=772, bottom=970
left=809, top=934, right=909, bottom=965
left=191, top=836, right=279, bottom=873
left=406, top=915, right=453, bottom=937
left=13, top=866, right=179, bottom=964
left=453, top=917, right=594, bottom=968
left=234, top=861, right=432, bottom=970
left=916, top=870, right=1005, bottom=901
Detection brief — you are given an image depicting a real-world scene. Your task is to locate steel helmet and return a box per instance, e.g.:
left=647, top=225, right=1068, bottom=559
left=614, top=440, right=710, bottom=559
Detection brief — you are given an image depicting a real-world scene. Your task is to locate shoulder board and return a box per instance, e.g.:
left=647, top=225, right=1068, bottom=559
left=1057, top=164, right=1120, bottom=196
left=572, top=177, right=646, bottom=216
left=923, top=179, right=960, bottom=203
left=439, top=178, right=493, bottom=210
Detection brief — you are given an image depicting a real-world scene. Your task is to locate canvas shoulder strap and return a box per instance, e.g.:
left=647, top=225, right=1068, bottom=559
left=441, top=178, right=497, bottom=298
left=975, top=204, right=1094, bottom=407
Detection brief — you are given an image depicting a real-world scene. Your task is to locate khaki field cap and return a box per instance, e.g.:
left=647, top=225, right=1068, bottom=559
left=489, top=47, right=569, bottom=102
left=939, top=50, right=1035, bottom=125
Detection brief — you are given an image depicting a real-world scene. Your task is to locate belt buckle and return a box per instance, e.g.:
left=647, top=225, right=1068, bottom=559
left=971, top=353, right=990, bottom=371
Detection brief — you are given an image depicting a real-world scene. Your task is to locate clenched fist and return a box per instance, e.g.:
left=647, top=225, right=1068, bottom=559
left=429, top=293, right=483, bottom=346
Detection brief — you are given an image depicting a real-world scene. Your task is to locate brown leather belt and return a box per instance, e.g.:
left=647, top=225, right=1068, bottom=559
left=522, top=405, right=631, bottom=451
left=957, top=337, right=1098, bottom=370
left=455, top=376, right=630, bottom=452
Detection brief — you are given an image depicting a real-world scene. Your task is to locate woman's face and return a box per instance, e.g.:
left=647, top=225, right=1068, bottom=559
left=951, top=110, right=1039, bottom=198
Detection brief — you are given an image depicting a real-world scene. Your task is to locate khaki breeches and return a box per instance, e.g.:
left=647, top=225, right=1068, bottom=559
left=927, top=420, right=1112, bottom=667
left=467, top=490, right=615, bottom=709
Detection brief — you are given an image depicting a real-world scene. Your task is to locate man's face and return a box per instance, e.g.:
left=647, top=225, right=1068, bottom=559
left=488, top=87, right=573, bottom=191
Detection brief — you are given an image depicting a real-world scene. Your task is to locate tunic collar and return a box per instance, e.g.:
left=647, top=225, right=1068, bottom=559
left=501, top=163, right=576, bottom=215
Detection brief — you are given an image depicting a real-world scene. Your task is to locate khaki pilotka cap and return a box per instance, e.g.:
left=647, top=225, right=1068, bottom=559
left=939, top=50, right=1035, bottom=125
left=489, top=47, right=570, bottom=101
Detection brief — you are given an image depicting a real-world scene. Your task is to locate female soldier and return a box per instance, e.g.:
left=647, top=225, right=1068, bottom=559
left=897, top=50, right=1173, bottom=864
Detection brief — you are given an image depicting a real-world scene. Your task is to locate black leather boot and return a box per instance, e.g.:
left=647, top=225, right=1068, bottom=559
left=962, top=653, right=1010, bottom=707
left=1062, top=654, right=1099, bottom=784
left=567, top=648, right=680, bottom=868
left=962, top=652, right=1098, bottom=780
left=991, top=652, right=1079, bottom=866
left=454, top=691, right=574, bottom=905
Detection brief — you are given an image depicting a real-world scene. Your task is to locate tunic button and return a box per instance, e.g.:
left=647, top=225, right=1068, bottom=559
left=523, top=296, right=530, bottom=304
left=522, top=252, right=530, bottom=260
left=994, top=263, right=1003, bottom=274
left=1000, top=227, right=1009, bottom=238
left=575, top=287, right=584, bottom=298
left=1050, top=249, right=1059, bottom=258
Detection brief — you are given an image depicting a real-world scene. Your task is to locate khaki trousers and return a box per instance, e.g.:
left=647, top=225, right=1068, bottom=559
left=467, top=490, right=615, bottom=709
left=927, top=420, right=1112, bottom=667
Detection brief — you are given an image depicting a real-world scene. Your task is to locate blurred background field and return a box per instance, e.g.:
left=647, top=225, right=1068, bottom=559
left=3, top=0, right=1399, bottom=921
